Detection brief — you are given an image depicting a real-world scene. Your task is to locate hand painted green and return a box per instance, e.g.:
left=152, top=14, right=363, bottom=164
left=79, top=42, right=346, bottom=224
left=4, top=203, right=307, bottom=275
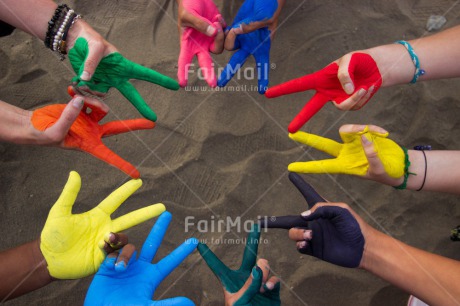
left=69, top=38, right=179, bottom=121
left=197, top=224, right=281, bottom=305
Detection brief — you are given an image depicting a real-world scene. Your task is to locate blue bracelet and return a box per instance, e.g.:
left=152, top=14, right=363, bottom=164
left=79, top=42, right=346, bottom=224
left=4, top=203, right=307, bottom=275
left=395, top=40, right=426, bottom=84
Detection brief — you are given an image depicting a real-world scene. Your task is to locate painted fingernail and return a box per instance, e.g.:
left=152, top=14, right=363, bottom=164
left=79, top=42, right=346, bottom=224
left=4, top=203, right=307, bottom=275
left=251, top=267, right=259, bottom=278
left=265, top=282, right=274, bottom=290
left=234, top=25, right=243, bottom=34
left=206, top=25, right=217, bottom=36
left=358, top=88, right=366, bottom=97
left=303, top=230, right=313, bottom=240
left=80, top=71, right=91, bottom=81
left=115, top=261, right=127, bottom=272
left=72, top=97, right=84, bottom=109
left=344, top=83, right=354, bottom=94
left=98, top=240, right=106, bottom=250
left=301, top=210, right=311, bottom=217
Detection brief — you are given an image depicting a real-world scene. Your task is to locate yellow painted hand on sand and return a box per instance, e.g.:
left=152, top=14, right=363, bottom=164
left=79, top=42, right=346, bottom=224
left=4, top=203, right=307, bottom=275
left=40, top=171, right=166, bottom=279
left=288, top=125, right=405, bottom=178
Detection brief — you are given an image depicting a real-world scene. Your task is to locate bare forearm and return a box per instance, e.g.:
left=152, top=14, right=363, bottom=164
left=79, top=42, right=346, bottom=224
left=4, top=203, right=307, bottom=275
left=0, top=100, right=35, bottom=144
left=405, top=150, right=460, bottom=194
left=366, top=25, right=460, bottom=87
left=362, top=230, right=460, bottom=306
left=0, top=0, right=57, bottom=40
left=0, top=240, right=53, bottom=300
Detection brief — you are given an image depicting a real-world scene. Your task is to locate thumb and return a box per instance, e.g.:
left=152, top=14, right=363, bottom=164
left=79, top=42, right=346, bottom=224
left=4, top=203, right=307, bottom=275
left=45, top=96, right=84, bottom=141
left=80, top=42, right=105, bottom=81
left=337, top=53, right=354, bottom=95
left=234, top=266, right=264, bottom=304
left=361, top=134, right=386, bottom=175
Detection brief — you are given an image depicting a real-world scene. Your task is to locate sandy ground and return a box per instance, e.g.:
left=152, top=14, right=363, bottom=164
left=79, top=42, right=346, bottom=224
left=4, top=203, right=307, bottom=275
left=1, top=0, right=460, bottom=305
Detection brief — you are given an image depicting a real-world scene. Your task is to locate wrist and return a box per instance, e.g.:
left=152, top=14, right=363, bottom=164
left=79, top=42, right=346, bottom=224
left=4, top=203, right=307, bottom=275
left=32, top=239, right=53, bottom=283
left=405, top=150, right=426, bottom=190
left=366, top=44, right=415, bottom=87
left=359, top=227, right=388, bottom=271
left=65, top=17, right=84, bottom=52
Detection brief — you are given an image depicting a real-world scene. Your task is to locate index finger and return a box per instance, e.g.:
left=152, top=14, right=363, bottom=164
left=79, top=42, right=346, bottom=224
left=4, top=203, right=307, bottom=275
left=258, top=215, right=307, bottom=229
left=129, top=61, right=180, bottom=90
left=197, top=243, right=233, bottom=286
left=287, top=93, right=330, bottom=133
left=112, top=203, right=166, bottom=232
left=117, top=82, right=157, bottom=122
left=156, top=238, right=198, bottom=281
left=96, top=179, right=143, bottom=215
left=239, top=224, right=260, bottom=272
left=289, top=130, right=342, bottom=157
left=139, top=211, right=172, bottom=262
left=288, top=173, right=326, bottom=208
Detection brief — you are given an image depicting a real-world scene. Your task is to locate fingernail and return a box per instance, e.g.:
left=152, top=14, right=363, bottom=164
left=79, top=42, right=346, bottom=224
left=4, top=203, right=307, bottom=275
left=358, top=88, right=366, bottom=97
left=301, top=210, right=311, bottom=217
left=115, top=261, right=127, bottom=272
left=72, top=97, right=84, bottom=109
left=251, top=267, right=259, bottom=278
left=80, top=71, right=91, bottom=81
left=233, top=25, right=243, bottom=34
left=265, top=282, right=274, bottom=290
left=361, top=134, right=372, bottom=145
left=297, top=241, right=307, bottom=248
left=98, top=240, right=106, bottom=250
left=303, top=230, right=313, bottom=240
left=344, top=83, right=354, bottom=94
left=206, top=25, right=217, bottom=36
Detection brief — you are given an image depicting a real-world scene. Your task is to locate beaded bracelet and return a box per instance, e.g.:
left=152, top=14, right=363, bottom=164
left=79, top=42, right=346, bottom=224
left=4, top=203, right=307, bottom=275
left=44, top=4, right=69, bottom=49
left=44, top=4, right=81, bottom=60
left=395, top=40, right=426, bottom=84
left=394, top=147, right=412, bottom=190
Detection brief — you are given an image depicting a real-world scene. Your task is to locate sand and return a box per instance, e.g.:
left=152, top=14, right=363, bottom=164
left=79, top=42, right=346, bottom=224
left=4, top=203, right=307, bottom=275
left=1, top=0, right=460, bottom=305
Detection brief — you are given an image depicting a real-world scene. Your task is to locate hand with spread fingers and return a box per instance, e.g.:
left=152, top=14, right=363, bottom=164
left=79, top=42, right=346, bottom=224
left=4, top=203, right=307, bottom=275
left=31, top=96, right=154, bottom=178
left=217, top=0, right=284, bottom=94
left=85, top=211, right=198, bottom=306
left=40, top=171, right=166, bottom=279
left=198, top=225, right=280, bottom=305
left=69, top=37, right=179, bottom=122
left=288, top=124, right=407, bottom=187
left=177, top=0, right=226, bottom=88
left=271, top=173, right=460, bottom=305
left=261, top=172, right=366, bottom=268
left=265, top=53, right=382, bottom=132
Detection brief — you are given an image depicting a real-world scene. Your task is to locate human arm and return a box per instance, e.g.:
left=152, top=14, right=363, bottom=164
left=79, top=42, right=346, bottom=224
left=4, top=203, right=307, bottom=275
left=40, top=171, right=165, bottom=279
left=326, top=24, right=460, bottom=110
left=290, top=202, right=460, bottom=306
left=288, top=124, right=460, bottom=194
left=0, top=169, right=153, bottom=300
left=360, top=25, right=460, bottom=88
left=0, top=233, right=128, bottom=301
left=0, top=95, right=152, bottom=178
left=0, top=0, right=116, bottom=81
left=278, top=174, right=460, bottom=305
left=0, top=96, right=88, bottom=145
left=176, top=0, right=225, bottom=88
left=0, top=240, right=51, bottom=300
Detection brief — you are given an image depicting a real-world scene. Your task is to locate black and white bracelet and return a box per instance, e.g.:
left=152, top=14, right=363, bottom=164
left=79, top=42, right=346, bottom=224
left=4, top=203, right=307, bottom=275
left=44, top=4, right=82, bottom=60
